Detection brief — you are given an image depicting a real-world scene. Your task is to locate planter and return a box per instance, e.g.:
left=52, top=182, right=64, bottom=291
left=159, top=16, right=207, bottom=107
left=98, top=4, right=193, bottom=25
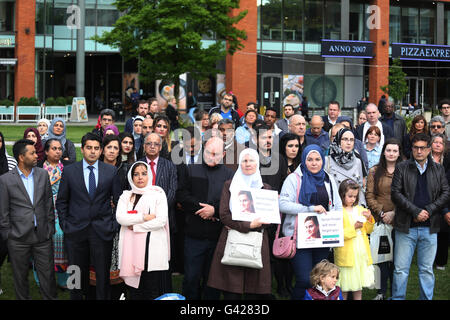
left=0, top=105, right=14, bottom=122
left=17, top=105, right=42, bottom=122
left=44, top=105, right=68, bottom=120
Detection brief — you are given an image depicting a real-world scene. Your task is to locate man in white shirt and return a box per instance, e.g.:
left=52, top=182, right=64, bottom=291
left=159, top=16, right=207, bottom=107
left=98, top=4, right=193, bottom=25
left=356, top=103, right=393, bottom=146
left=322, top=101, right=341, bottom=132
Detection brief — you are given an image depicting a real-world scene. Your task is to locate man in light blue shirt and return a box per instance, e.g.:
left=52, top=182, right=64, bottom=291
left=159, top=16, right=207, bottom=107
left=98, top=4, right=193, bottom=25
left=16, top=166, right=37, bottom=226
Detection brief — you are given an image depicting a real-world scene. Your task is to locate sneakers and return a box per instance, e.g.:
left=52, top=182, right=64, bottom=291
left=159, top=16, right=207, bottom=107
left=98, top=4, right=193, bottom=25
left=372, top=293, right=384, bottom=300
left=436, top=265, right=446, bottom=271
left=0, top=288, right=3, bottom=296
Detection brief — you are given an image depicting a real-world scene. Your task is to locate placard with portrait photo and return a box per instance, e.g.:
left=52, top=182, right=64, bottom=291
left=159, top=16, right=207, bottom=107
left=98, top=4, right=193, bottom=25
left=297, top=211, right=344, bottom=249
left=231, top=188, right=281, bottom=224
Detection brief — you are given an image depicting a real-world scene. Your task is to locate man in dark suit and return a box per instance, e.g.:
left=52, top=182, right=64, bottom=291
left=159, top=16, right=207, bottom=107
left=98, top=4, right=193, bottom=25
left=356, top=103, right=394, bottom=146
left=139, top=132, right=177, bottom=281
left=0, top=139, right=57, bottom=300
left=56, top=133, right=121, bottom=300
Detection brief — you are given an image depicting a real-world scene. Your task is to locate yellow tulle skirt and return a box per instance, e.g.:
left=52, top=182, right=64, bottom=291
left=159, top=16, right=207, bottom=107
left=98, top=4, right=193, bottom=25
left=337, top=233, right=375, bottom=292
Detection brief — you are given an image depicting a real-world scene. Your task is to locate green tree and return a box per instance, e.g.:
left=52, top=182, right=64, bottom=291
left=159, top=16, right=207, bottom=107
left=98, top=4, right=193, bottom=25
left=94, top=0, right=247, bottom=99
left=380, top=58, right=409, bottom=107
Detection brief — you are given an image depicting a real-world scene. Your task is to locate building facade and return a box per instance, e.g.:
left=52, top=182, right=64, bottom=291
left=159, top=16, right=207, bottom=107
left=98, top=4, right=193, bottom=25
left=2, top=0, right=450, bottom=115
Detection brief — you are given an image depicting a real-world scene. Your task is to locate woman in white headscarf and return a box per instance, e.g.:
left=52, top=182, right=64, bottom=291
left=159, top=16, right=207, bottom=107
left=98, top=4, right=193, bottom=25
left=37, top=118, right=51, bottom=140
left=116, top=161, right=171, bottom=300
left=207, top=148, right=273, bottom=300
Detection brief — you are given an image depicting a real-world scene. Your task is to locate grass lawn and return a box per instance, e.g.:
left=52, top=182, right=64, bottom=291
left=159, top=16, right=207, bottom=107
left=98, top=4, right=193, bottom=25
left=0, top=249, right=448, bottom=300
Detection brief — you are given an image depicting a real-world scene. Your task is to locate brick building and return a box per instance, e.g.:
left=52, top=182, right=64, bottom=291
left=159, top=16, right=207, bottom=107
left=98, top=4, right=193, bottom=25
left=2, top=0, right=450, bottom=116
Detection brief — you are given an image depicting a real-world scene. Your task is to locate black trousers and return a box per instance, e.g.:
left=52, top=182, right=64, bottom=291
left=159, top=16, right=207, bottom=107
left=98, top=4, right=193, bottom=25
left=434, top=231, right=449, bottom=267
left=65, top=226, right=113, bottom=300
left=7, top=235, right=57, bottom=300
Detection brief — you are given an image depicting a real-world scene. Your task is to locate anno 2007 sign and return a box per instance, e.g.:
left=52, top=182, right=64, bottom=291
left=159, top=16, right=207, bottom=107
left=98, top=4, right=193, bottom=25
left=321, top=39, right=374, bottom=59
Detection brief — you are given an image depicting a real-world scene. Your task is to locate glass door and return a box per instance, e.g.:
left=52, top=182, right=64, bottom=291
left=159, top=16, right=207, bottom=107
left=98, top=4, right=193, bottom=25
left=261, top=74, right=282, bottom=115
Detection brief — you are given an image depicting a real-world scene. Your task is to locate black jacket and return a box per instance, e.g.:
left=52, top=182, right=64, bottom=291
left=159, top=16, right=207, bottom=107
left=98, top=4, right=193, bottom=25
left=176, top=162, right=234, bottom=241
left=391, top=157, right=450, bottom=234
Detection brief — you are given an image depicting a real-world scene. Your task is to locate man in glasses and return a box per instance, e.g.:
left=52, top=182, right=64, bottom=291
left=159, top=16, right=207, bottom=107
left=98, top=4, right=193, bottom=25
left=391, top=133, right=450, bottom=300
left=380, top=99, right=407, bottom=147
left=209, top=93, right=240, bottom=129
left=438, top=99, right=450, bottom=139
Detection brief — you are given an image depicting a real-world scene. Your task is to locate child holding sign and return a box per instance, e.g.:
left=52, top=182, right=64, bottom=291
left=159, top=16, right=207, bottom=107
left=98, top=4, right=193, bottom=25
left=334, top=179, right=375, bottom=300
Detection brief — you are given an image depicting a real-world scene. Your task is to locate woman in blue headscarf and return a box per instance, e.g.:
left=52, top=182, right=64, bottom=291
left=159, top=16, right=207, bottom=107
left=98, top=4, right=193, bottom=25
left=279, top=144, right=342, bottom=300
left=44, top=117, right=77, bottom=164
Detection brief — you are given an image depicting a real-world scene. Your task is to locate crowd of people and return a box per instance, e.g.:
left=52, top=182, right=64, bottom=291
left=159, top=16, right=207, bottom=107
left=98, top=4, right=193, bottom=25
left=0, top=92, right=449, bottom=301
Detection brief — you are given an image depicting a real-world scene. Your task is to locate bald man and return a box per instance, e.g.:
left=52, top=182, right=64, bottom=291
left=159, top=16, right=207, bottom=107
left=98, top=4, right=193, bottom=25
left=286, top=114, right=313, bottom=159
left=356, top=103, right=394, bottom=147
left=305, top=115, right=330, bottom=151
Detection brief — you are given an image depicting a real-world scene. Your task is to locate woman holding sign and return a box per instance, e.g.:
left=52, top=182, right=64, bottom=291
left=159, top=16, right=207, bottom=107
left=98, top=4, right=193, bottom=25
left=207, top=149, right=273, bottom=299
left=279, top=144, right=342, bottom=300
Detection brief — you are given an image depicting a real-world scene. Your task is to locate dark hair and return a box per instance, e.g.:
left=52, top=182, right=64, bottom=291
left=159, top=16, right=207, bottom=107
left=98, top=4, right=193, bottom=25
left=247, top=102, right=257, bottom=107
left=329, top=101, right=340, bottom=109
left=304, top=216, right=321, bottom=238
left=238, top=190, right=255, bottom=213
left=131, top=162, right=148, bottom=177
left=244, top=109, right=258, bottom=119
left=372, top=138, right=403, bottom=195
left=364, top=125, right=381, bottom=142
left=118, top=131, right=136, bottom=163
left=411, top=132, right=431, bottom=147
left=44, top=138, right=62, bottom=152
left=101, top=135, right=122, bottom=166
left=195, top=110, right=209, bottom=122
left=81, top=132, right=102, bottom=148
left=265, top=107, right=277, bottom=115
left=100, top=108, right=116, bottom=121
left=284, top=104, right=293, bottom=109
left=13, top=139, right=35, bottom=162
left=439, top=99, right=450, bottom=109
left=279, top=133, right=302, bottom=169
left=255, top=123, right=272, bottom=142
left=409, top=115, right=428, bottom=139
left=183, top=126, right=202, bottom=141
left=338, top=178, right=360, bottom=206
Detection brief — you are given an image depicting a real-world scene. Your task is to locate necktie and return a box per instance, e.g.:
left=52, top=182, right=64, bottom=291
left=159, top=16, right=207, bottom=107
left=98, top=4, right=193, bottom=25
left=88, top=166, right=96, bottom=199
left=190, top=155, right=195, bottom=164
left=150, top=161, right=156, bottom=186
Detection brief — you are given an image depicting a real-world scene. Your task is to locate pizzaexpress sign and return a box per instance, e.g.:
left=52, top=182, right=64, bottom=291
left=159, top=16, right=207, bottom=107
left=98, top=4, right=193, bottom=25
left=392, top=43, right=450, bottom=62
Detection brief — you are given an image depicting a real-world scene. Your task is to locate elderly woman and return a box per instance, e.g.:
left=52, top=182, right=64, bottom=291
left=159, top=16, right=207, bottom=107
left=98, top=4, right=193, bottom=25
left=279, top=144, right=342, bottom=300
left=45, top=117, right=76, bottom=164
left=37, top=118, right=51, bottom=140
left=116, top=161, right=170, bottom=299
left=207, top=148, right=272, bottom=300
left=325, top=127, right=367, bottom=206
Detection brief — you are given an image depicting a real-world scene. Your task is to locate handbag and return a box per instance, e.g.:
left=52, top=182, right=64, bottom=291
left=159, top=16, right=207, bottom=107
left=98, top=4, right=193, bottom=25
left=272, top=172, right=302, bottom=259
left=221, top=229, right=263, bottom=269
left=369, top=221, right=393, bottom=264
left=272, top=215, right=298, bottom=259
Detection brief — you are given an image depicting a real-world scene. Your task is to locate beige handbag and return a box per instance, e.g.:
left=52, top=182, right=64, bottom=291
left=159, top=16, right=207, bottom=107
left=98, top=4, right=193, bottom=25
left=221, top=229, right=263, bottom=269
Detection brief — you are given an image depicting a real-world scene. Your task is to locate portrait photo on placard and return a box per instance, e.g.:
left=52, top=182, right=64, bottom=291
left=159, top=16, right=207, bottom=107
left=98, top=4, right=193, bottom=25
left=231, top=188, right=280, bottom=224
left=297, top=211, right=344, bottom=249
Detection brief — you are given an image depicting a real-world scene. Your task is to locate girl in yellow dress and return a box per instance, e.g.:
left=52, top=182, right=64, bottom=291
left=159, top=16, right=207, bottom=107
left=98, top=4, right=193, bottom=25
left=334, top=179, right=375, bottom=300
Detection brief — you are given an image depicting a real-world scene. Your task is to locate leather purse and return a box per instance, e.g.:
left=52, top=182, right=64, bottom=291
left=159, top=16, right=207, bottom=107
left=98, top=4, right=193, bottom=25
left=221, top=229, right=263, bottom=269
left=272, top=215, right=298, bottom=259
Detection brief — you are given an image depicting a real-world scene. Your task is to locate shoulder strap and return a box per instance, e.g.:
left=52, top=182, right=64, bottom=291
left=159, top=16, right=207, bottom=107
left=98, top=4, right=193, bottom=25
left=275, top=172, right=300, bottom=239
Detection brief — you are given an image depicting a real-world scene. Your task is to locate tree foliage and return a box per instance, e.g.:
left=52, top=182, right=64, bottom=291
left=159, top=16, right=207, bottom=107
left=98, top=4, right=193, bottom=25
left=94, top=0, right=247, bottom=94
left=380, top=58, right=409, bottom=106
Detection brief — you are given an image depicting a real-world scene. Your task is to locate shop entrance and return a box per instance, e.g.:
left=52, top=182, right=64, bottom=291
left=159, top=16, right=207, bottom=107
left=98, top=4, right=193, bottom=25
left=261, top=74, right=282, bottom=114
left=404, top=78, right=435, bottom=110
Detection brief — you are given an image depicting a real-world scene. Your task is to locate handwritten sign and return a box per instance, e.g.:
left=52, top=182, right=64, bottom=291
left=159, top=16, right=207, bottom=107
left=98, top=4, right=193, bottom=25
left=231, top=188, right=281, bottom=224
left=297, top=211, right=344, bottom=249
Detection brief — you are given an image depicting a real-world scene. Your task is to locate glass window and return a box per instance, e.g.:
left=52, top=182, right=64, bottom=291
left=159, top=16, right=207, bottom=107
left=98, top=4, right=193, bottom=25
left=401, top=7, right=419, bottom=43
left=419, top=8, right=435, bottom=45
left=324, top=0, right=340, bottom=40
left=283, top=0, right=302, bottom=42
left=0, top=0, right=15, bottom=33
left=390, top=6, right=401, bottom=44
left=259, top=0, right=282, bottom=40
left=97, top=9, right=119, bottom=27
left=86, top=9, right=96, bottom=26
left=305, top=0, right=323, bottom=42
left=350, top=2, right=369, bottom=41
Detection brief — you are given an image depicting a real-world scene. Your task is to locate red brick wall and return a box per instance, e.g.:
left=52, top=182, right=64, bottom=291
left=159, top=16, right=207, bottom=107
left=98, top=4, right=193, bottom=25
left=14, top=0, right=36, bottom=105
left=369, top=0, right=389, bottom=105
left=226, top=0, right=257, bottom=113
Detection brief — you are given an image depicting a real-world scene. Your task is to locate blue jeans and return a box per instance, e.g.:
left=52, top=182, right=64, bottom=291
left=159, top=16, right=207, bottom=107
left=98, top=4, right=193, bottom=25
left=182, top=236, right=220, bottom=300
left=392, top=227, right=437, bottom=300
left=290, top=247, right=330, bottom=300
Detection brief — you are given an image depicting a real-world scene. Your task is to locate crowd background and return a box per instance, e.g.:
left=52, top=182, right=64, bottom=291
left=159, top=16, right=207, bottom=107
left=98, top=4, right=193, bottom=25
left=0, top=93, right=449, bottom=301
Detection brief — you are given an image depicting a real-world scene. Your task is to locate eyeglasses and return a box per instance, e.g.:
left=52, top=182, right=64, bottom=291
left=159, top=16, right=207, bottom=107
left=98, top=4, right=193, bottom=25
left=145, top=142, right=161, bottom=147
left=431, top=125, right=443, bottom=129
left=412, top=145, right=429, bottom=151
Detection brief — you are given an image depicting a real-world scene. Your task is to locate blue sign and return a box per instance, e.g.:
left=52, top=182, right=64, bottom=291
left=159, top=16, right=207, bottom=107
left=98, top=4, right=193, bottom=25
left=392, top=43, right=450, bottom=62
left=321, top=39, right=374, bottom=59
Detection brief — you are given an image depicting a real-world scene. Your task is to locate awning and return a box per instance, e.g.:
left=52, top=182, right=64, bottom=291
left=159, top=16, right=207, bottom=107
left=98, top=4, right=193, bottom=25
left=0, top=58, right=17, bottom=65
